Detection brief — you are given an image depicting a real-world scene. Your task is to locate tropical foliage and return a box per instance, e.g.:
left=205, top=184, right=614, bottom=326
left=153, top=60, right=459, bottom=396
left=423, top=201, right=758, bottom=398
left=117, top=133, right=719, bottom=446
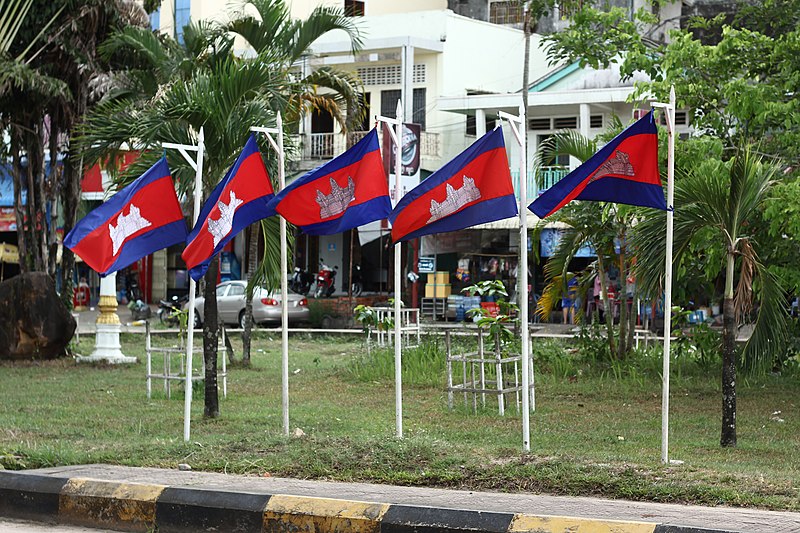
left=634, top=146, right=789, bottom=447
left=77, top=0, right=365, bottom=417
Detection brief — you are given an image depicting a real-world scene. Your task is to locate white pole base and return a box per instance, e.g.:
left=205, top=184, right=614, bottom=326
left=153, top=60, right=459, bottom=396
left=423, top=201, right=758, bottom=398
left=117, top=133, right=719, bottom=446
left=79, top=323, right=137, bottom=364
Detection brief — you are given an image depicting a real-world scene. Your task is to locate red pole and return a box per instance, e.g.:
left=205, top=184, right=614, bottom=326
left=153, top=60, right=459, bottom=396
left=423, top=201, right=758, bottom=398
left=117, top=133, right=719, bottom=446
left=411, top=239, right=419, bottom=308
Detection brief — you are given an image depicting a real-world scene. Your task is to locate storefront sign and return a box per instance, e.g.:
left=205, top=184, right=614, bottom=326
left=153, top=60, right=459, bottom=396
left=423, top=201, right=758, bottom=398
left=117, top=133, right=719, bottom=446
left=417, top=256, right=436, bottom=273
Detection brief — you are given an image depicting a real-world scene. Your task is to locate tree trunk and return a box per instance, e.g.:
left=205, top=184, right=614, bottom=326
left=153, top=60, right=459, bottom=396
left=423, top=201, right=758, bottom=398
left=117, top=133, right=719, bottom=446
left=59, top=154, right=83, bottom=310
left=617, top=245, right=628, bottom=359
left=596, top=254, right=616, bottom=357
left=46, top=123, right=59, bottom=279
left=242, top=288, right=253, bottom=366
left=721, top=252, right=737, bottom=447
left=11, top=132, right=29, bottom=273
left=202, top=256, right=220, bottom=418
left=242, top=223, right=259, bottom=365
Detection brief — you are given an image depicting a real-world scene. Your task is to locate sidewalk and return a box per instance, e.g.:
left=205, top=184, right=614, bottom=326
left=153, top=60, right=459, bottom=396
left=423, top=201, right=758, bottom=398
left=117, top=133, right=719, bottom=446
left=1, top=465, right=798, bottom=532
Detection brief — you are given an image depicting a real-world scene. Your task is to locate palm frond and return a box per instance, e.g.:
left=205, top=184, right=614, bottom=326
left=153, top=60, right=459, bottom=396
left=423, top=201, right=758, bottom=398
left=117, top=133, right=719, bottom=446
left=742, top=259, right=789, bottom=373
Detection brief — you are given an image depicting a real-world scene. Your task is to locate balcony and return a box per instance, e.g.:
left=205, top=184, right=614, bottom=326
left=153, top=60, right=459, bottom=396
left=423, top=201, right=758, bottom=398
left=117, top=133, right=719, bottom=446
left=510, top=165, right=570, bottom=198
left=294, top=131, right=442, bottom=162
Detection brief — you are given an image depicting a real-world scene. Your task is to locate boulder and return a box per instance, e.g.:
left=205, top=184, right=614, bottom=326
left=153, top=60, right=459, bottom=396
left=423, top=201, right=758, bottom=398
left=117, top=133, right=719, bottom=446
left=0, top=272, right=76, bottom=360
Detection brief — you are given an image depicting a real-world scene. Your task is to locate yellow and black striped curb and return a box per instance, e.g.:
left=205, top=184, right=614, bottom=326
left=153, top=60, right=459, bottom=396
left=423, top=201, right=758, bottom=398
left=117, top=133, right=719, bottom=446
left=0, top=471, right=734, bottom=533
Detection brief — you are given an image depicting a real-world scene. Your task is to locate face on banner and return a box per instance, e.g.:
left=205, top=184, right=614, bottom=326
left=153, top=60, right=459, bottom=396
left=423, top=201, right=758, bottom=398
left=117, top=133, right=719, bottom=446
left=383, top=123, right=421, bottom=173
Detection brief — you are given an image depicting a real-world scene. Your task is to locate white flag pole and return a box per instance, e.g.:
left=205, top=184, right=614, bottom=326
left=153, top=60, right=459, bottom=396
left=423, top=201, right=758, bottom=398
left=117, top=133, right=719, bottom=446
left=163, top=126, right=205, bottom=443
left=377, top=101, right=404, bottom=439
left=251, top=114, right=289, bottom=436
left=652, top=87, right=676, bottom=463
left=499, top=106, right=532, bottom=452
left=393, top=100, right=404, bottom=439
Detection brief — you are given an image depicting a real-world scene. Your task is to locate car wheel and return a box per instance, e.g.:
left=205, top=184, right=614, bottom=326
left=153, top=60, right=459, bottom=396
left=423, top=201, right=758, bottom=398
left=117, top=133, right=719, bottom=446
left=239, top=310, right=248, bottom=330
left=193, top=311, right=202, bottom=329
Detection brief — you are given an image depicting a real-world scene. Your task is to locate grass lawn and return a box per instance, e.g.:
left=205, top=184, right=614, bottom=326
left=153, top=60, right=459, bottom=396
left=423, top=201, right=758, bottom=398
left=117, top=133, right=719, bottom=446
left=1, top=331, right=798, bottom=510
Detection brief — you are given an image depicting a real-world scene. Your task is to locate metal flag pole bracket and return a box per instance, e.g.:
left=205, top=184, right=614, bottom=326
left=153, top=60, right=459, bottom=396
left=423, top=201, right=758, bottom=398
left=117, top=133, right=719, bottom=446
left=162, top=127, right=205, bottom=443
left=377, top=102, right=404, bottom=439
left=251, top=115, right=289, bottom=437
left=651, top=87, right=676, bottom=464
left=500, top=105, right=533, bottom=453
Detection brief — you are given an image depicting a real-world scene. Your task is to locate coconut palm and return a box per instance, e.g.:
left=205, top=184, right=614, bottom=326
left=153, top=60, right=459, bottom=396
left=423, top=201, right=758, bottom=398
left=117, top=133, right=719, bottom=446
left=78, top=1, right=364, bottom=416
left=633, top=145, right=789, bottom=447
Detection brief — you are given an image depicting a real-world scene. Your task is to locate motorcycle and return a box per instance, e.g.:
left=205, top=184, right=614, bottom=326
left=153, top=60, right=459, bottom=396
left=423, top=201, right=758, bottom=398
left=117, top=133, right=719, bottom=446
left=157, top=294, right=189, bottom=326
left=314, top=261, right=338, bottom=298
left=351, top=264, right=363, bottom=297
left=290, top=267, right=313, bottom=295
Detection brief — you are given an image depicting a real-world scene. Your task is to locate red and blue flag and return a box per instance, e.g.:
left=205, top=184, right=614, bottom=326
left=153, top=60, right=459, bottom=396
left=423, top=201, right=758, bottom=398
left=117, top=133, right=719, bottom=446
left=529, top=110, right=666, bottom=218
left=183, top=133, right=274, bottom=281
left=265, top=128, right=390, bottom=235
left=64, top=157, right=186, bottom=276
left=390, top=127, right=518, bottom=242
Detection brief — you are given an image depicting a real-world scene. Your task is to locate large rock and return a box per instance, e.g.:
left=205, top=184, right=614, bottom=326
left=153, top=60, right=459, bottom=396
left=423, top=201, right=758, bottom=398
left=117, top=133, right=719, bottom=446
left=0, top=272, right=76, bottom=360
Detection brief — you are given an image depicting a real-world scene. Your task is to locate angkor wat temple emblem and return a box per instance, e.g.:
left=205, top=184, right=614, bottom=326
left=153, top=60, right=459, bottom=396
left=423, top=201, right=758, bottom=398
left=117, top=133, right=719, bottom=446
left=427, top=175, right=481, bottom=223
left=109, top=205, right=151, bottom=256
left=587, top=150, right=635, bottom=184
left=317, top=176, right=355, bottom=219
left=208, top=191, right=243, bottom=247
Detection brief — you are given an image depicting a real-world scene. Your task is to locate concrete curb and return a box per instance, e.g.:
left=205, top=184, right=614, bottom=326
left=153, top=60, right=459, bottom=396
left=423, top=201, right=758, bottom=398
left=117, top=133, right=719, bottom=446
left=0, top=470, right=739, bottom=533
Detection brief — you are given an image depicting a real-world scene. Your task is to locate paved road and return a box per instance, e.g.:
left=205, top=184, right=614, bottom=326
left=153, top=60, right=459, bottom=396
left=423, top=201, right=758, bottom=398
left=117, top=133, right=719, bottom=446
left=0, top=518, right=110, bottom=532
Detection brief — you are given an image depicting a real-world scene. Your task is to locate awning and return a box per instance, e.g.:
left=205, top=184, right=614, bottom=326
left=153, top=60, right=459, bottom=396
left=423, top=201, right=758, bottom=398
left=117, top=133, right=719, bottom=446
left=470, top=212, right=568, bottom=230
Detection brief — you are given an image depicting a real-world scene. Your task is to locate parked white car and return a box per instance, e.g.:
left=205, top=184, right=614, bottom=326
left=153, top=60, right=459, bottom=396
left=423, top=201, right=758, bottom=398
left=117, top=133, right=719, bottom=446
left=187, top=281, right=309, bottom=328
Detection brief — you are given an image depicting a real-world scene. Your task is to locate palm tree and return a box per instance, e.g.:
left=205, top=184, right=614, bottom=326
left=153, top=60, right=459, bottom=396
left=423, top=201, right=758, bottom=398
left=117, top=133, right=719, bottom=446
left=534, top=123, right=639, bottom=358
left=224, top=0, right=365, bottom=359
left=634, top=146, right=789, bottom=447
left=78, top=1, right=364, bottom=417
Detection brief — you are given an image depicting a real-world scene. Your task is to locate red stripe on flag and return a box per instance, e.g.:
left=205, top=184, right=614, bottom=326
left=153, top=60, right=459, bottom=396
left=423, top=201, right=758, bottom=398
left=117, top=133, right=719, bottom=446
left=71, top=175, right=183, bottom=273
left=275, top=150, right=386, bottom=226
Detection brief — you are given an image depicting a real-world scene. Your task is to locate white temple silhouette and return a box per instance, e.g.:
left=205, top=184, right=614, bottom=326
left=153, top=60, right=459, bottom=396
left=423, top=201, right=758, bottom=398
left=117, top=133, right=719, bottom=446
left=208, top=190, right=244, bottom=247
left=427, top=175, right=481, bottom=223
left=109, top=204, right=152, bottom=256
left=587, top=150, right=635, bottom=184
left=316, top=176, right=355, bottom=219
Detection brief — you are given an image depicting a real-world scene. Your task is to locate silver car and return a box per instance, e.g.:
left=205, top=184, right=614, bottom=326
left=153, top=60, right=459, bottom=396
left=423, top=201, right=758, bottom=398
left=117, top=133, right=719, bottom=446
left=188, top=281, right=310, bottom=328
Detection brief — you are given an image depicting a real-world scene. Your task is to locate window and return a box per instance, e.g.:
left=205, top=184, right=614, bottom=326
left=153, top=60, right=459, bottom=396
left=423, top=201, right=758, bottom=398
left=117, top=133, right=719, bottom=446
left=150, top=7, right=160, bottom=32
left=344, top=0, right=365, bottom=17
left=553, top=116, right=578, bottom=129
left=380, top=89, right=401, bottom=118
left=489, top=1, right=524, bottom=25
left=412, top=88, right=426, bottom=130
left=357, top=64, right=426, bottom=86
left=590, top=114, right=603, bottom=128
left=538, top=135, right=570, bottom=166
left=175, top=0, right=191, bottom=45
left=227, top=284, right=245, bottom=297
left=529, top=118, right=550, bottom=130
left=216, top=285, right=229, bottom=297
left=466, top=114, right=497, bottom=136
left=380, top=89, right=426, bottom=130
left=657, top=110, right=689, bottom=126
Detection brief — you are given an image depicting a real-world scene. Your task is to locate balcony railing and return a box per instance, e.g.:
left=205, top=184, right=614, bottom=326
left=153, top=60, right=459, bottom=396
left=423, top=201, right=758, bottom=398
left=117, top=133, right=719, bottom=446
left=510, top=166, right=570, bottom=199
left=420, top=131, right=441, bottom=158
left=295, top=131, right=442, bottom=162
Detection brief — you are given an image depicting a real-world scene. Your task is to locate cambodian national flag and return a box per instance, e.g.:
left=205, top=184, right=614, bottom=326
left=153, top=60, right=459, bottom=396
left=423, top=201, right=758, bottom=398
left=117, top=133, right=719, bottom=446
left=529, top=110, right=666, bottom=218
left=64, top=158, right=186, bottom=276
left=183, top=134, right=274, bottom=281
left=389, top=127, right=518, bottom=242
left=264, top=128, right=390, bottom=235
